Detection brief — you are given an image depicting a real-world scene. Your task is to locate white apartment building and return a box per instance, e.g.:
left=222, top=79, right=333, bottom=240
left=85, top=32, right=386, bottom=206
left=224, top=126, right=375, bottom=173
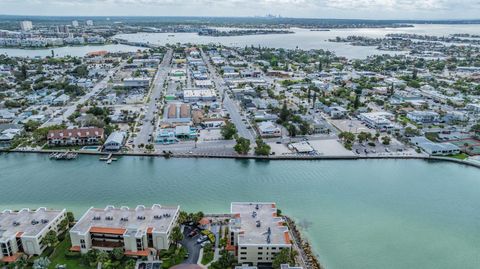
left=19, top=21, right=33, bottom=31
left=72, top=20, right=79, bottom=28
left=86, top=20, right=94, bottom=26
left=69, top=205, right=179, bottom=257
left=0, top=208, right=67, bottom=263
left=228, top=202, right=292, bottom=266
left=407, top=111, right=440, bottom=124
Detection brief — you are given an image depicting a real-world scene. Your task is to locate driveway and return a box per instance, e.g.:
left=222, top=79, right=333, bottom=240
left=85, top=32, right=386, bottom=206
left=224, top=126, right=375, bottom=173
left=180, top=226, right=202, bottom=264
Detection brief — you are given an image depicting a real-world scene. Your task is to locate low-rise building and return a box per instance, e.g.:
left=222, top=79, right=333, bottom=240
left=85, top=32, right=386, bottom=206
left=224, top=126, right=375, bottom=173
left=123, top=77, right=150, bottom=88
left=47, top=127, right=104, bottom=146
left=257, top=121, right=281, bottom=138
left=407, top=111, right=440, bottom=124
left=359, top=112, right=395, bottom=131
left=69, top=205, right=179, bottom=256
left=228, top=202, right=292, bottom=266
left=103, top=131, right=126, bottom=151
left=0, top=208, right=67, bottom=263
left=183, top=89, right=216, bottom=103
left=410, top=137, right=460, bottom=156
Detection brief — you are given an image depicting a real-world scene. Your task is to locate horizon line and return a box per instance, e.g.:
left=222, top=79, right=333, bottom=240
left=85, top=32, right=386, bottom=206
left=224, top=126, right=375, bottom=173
left=0, top=14, right=480, bottom=22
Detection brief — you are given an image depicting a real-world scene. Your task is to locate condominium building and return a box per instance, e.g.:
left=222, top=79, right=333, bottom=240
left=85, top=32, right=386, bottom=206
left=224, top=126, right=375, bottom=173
left=69, top=205, right=179, bottom=257
left=47, top=127, right=104, bottom=146
left=19, top=21, right=33, bottom=31
left=228, top=202, right=292, bottom=266
left=0, top=208, right=67, bottom=263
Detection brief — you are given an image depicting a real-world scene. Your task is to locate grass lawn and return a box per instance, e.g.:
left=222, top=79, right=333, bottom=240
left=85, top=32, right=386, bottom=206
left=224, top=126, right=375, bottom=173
left=201, top=250, right=214, bottom=265
left=448, top=153, right=469, bottom=160
left=48, top=235, right=91, bottom=269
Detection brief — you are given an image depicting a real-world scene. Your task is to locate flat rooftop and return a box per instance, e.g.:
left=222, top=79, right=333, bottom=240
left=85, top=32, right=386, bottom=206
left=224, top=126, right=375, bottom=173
left=70, top=205, right=179, bottom=236
left=230, top=202, right=290, bottom=246
left=0, top=208, right=65, bottom=241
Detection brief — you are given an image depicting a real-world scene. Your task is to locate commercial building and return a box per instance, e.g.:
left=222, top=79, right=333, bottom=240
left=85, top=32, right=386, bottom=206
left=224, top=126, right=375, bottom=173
left=410, top=137, right=460, bottom=156
left=72, top=20, right=79, bottom=28
left=19, top=21, right=33, bottom=31
left=123, top=77, right=150, bottom=88
left=228, top=202, right=292, bottom=266
left=0, top=208, right=67, bottom=263
left=183, top=89, right=216, bottom=103
left=359, top=112, right=395, bottom=131
left=47, top=127, right=104, bottom=146
left=86, top=20, right=94, bottom=26
left=69, top=205, right=180, bottom=256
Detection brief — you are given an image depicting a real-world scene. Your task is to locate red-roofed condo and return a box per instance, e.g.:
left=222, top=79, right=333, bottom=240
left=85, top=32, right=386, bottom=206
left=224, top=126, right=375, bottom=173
left=47, top=127, right=104, bottom=146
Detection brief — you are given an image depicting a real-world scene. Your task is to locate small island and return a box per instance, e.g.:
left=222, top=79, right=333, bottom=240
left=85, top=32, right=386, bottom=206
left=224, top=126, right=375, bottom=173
left=198, top=28, right=294, bottom=37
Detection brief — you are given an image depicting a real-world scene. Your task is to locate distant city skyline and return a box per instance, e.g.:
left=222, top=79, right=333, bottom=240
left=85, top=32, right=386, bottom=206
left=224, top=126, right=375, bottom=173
left=1, top=0, right=480, bottom=20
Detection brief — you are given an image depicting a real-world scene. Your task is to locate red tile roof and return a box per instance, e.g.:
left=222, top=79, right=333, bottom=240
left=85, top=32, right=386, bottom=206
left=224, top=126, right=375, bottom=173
left=47, top=128, right=104, bottom=140
left=89, top=227, right=126, bottom=235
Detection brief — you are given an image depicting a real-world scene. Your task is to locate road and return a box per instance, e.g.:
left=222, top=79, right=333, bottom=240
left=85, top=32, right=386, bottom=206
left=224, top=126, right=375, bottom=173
left=200, top=48, right=256, bottom=143
left=41, top=63, right=124, bottom=127
left=133, top=49, right=173, bottom=148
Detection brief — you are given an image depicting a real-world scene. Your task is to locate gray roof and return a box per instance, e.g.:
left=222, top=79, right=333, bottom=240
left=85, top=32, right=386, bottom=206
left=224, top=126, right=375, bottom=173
left=0, top=208, right=65, bottom=241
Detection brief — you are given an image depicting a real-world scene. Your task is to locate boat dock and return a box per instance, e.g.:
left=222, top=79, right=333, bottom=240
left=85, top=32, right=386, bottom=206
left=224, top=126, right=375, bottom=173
left=49, top=152, right=78, bottom=160
left=100, top=153, right=118, bottom=164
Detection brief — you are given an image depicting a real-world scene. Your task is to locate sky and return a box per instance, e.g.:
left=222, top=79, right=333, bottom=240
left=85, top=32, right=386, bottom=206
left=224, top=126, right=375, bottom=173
left=1, top=0, right=480, bottom=20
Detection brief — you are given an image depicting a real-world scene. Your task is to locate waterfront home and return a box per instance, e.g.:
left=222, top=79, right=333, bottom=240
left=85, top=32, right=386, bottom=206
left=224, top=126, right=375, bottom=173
left=0, top=208, right=67, bottom=263
left=47, top=127, right=104, bottom=147
left=103, top=131, right=127, bottom=151
left=228, top=202, right=292, bottom=266
left=69, top=205, right=179, bottom=257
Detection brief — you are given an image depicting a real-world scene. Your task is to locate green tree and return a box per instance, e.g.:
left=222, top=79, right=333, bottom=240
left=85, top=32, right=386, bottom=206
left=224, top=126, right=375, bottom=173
left=169, top=226, right=184, bottom=248
left=254, top=138, right=271, bottom=156
left=272, top=248, right=296, bottom=269
left=234, top=137, right=251, bottom=155
left=24, top=120, right=41, bottom=132
left=471, top=124, right=480, bottom=137
left=41, top=230, right=58, bottom=248
left=96, top=251, right=110, bottom=264
left=110, top=248, right=124, bottom=261
left=125, top=259, right=136, bottom=269
left=279, top=100, right=290, bottom=123
left=82, top=249, right=99, bottom=267
left=221, top=121, right=237, bottom=140
left=177, top=211, right=189, bottom=224
left=66, top=212, right=75, bottom=223
left=288, top=124, right=297, bottom=137
left=381, top=136, right=391, bottom=145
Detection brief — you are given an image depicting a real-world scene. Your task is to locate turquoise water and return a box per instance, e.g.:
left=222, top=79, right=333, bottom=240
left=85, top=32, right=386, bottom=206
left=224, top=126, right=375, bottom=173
left=1, top=153, right=479, bottom=269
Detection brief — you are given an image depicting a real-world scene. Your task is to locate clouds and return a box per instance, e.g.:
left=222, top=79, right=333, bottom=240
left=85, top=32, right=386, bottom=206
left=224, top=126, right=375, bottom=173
left=1, top=0, right=479, bottom=19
